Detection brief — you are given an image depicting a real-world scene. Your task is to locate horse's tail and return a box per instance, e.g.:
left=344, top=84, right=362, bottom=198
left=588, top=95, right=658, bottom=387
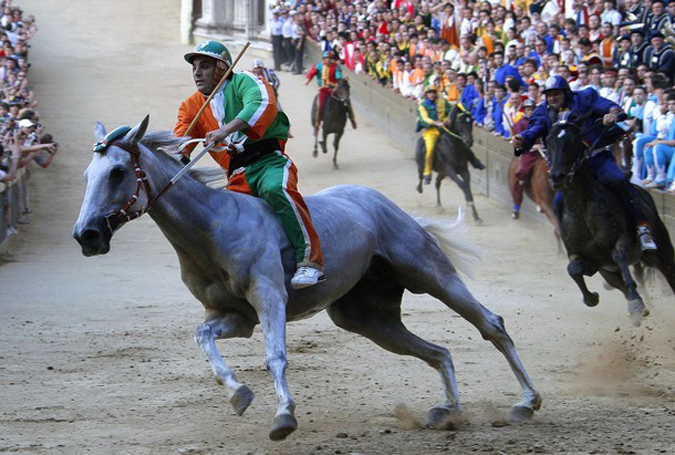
left=415, top=207, right=482, bottom=279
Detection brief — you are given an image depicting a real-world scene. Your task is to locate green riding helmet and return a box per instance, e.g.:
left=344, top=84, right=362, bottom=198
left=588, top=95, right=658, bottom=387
left=184, top=40, right=233, bottom=67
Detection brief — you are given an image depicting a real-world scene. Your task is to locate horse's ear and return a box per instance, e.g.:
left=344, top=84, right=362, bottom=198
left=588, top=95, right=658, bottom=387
left=123, top=114, right=150, bottom=146
left=94, top=122, right=106, bottom=141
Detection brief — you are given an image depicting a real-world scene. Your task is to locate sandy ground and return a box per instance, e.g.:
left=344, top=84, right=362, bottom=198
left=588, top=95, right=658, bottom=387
left=0, top=1, right=674, bottom=454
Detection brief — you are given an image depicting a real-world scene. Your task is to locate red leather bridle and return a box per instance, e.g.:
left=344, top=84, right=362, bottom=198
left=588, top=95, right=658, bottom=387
left=102, top=141, right=155, bottom=235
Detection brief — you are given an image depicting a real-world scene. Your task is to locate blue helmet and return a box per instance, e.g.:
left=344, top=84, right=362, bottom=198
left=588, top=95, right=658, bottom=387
left=322, top=50, right=334, bottom=59
left=542, top=75, right=570, bottom=94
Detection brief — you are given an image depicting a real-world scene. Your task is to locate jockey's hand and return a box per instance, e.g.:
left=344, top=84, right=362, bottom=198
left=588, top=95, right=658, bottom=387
left=512, top=134, right=524, bottom=149
left=303, top=79, right=310, bottom=85
left=204, top=126, right=230, bottom=148
left=603, top=112, right=619, bottom=126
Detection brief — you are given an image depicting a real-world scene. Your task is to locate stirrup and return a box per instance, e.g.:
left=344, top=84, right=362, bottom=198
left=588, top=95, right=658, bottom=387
left=291, top=267, right=325, bottom=289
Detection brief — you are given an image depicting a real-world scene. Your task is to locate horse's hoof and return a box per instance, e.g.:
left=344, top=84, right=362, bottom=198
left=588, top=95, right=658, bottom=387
left=475, top=217, right=484, bottom=226
left=268, top=413, right=298, bottom=441
left=424, top=404, right=462, bottom=430
left=230, top=385, right=254, bottom=416
left=416, top=185, right=423, bottom=194
left=312, top=150, right=318, bottom=158
left=333, top=163, right=339, bottom=170
left=583, top=292, right=599, bottom=307
left=508, top=405, right=534, bottom=423
left=627, top=299, right=649, bottom=327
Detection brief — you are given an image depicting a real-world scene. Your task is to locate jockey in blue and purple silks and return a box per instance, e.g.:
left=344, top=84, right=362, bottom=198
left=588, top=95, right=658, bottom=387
left=511, top=75, right=658, bottom=251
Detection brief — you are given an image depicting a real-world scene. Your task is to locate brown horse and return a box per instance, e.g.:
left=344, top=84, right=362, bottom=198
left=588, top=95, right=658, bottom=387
left=507, top=153, right=562, bottom=252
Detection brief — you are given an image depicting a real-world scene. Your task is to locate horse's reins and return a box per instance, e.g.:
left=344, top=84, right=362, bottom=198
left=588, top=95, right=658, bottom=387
left=99, top=138, right=236, bottom=235
left=439, top=105, right=471, bottom=144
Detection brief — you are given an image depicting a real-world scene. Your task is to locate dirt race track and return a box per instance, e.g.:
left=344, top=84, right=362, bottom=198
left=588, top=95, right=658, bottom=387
left=1, top=1, right=674, bottom=454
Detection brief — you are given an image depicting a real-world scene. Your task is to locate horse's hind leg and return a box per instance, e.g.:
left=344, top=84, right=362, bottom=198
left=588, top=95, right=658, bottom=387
left=383, top=232, right=540, bottom=420
left=612, top=243, right=649, bottom=325
left=195, top=311, right=256, bottom=416
left=326, top=281, right=463, bottom=428
left=428, top=275, right=541, bottom=421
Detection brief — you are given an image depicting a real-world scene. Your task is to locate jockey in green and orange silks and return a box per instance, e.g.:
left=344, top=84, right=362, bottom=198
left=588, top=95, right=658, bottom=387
left=175, top=40, right=325, bottom=289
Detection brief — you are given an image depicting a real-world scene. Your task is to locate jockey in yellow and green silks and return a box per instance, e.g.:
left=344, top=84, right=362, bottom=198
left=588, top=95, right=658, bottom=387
left=416, top=77, right=451, bottom=183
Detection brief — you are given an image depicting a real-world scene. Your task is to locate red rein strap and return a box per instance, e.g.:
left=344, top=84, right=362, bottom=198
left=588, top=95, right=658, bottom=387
left=109, top=142, right=154, bottom=225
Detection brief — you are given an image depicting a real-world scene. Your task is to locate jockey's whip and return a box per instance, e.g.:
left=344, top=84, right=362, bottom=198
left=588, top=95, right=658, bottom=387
left=184, top=41, right=251, bottom=137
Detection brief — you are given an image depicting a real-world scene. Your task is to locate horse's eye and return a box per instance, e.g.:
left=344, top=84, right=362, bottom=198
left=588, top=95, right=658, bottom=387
left=109, top=166, right=126, bottom=181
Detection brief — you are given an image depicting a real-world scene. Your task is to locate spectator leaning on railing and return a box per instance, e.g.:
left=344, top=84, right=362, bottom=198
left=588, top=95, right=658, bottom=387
left=1, top=1, right=57, bottom=241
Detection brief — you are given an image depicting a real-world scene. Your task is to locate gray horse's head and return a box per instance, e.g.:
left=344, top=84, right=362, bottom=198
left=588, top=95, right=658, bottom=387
left=73, top=116, right=150, bottom=256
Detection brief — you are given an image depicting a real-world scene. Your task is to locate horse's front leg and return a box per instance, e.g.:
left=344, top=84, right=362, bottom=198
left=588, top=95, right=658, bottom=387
left=321, top=129, right=328, bottom=154
left=332, top=129, right=342, bottom=169
left=567, top=254, right=600, bottom=307
left=434, top=174, right=445, bottom=207
left=195, top=311, right=256, bottom=415
left=248, top=276, right=297, bottom=441
left=312, top=131, right=319, bottom=158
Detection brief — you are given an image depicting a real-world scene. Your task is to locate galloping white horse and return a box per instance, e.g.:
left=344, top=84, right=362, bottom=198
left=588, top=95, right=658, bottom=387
left=73, top=116, right=541, bottom=440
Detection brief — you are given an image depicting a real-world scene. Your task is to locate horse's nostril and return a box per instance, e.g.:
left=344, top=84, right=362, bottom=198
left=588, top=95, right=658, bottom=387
left=79, top=229, right=101, bottom=244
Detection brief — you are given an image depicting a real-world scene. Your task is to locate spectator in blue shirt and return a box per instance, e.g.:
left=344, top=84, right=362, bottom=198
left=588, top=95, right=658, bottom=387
left=492, top=51, right=525, bottom=87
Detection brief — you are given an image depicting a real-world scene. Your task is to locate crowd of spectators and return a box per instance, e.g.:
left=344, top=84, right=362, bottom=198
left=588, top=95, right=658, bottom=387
left=0, top=0, right=56, bottom=234
left=269, top=0, right=675, bottom=194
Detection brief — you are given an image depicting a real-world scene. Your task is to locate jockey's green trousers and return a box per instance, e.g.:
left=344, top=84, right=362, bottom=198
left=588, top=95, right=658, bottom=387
left=244, top=152, right=324, bottom=270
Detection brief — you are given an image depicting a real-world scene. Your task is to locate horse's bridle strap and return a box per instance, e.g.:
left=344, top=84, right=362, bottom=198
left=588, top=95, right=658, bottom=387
left=107, top=141, right=154, bottom=229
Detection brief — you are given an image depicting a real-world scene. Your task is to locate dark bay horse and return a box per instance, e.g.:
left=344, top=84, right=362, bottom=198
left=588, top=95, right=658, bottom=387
left=415, top=105, right=482, bottom=224
left=546, top=114, right=675, bottom=325
left=74, top=116, right=541, bottom=441
left=507, top=153, right=562, bottom=252
left=311, top=78, right=351, bottom=169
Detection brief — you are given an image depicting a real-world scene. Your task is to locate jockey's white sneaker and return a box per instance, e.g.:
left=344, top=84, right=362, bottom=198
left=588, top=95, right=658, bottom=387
left=637, top=226, right=657, bottom=251
left=291, top=267, right=324, bottom=289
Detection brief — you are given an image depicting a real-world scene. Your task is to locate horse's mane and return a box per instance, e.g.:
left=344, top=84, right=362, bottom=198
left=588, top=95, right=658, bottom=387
left=140, top=130, right=227, bottom=189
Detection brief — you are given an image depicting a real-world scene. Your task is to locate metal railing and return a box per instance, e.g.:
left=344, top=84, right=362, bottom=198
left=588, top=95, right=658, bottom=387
left=0, top=168, right=29, bottom=252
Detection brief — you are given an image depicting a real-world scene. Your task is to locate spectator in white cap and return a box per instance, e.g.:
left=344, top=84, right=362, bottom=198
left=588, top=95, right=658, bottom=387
left=252, top=58, right=280, bottom=95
